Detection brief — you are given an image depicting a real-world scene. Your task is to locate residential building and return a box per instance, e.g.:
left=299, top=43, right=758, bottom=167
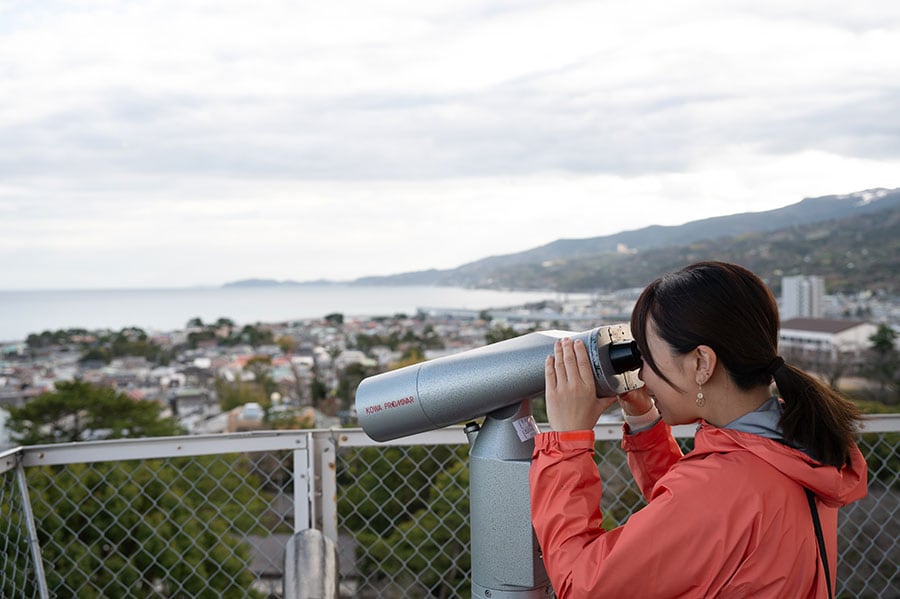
left=779, top=317, right=877, bottom=359
left=168, top=387, right=215, bottom=417
left=781, top=275, right=825, bottom=319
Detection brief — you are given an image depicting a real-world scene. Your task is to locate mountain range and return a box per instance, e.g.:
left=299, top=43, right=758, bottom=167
left=227, top=187, right=900, bottom=294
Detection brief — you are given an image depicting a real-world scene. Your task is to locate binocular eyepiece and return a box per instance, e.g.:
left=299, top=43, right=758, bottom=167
left=355, top=324, right=643, bottom=442
left=609, top=339, right=642, bottom=374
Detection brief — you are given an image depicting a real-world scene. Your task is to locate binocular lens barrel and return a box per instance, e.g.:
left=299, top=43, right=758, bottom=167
left=609, top=340, right=642, bottom=374
left=356, top=325, right=643, bottom=442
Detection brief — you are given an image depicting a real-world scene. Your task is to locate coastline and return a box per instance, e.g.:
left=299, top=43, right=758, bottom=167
left=0, top=285, right=587, bottom=343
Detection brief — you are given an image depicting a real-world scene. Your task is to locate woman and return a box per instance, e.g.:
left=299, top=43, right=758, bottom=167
left=530, top=261, right=868, bottom=598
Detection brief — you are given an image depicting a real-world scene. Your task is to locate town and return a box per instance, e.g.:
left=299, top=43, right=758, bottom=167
left=1, top=276, right=898, bottom=447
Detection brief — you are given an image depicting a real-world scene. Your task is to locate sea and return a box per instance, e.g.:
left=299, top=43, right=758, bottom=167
left=0, top=285, right=579, bottom=343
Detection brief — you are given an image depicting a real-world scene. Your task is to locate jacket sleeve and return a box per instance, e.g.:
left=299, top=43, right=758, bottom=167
left=530, top=430, right=733, bottom=598
left=621, top=419, right=683, bottom=501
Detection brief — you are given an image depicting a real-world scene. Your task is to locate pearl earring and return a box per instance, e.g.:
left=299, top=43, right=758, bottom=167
left=696, top=382, right=705, bottom=407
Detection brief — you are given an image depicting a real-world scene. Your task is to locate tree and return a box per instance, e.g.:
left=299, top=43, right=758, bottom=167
left=865, top=324, right=899, bottom=400
left=27, top=455, right=270, bottom=598
left=485, top=325, right=523, bottom=345
left=216, top=379, right=267, bottom=413
left=221, top=324, right=274, bottom=348
left=336, top=362, right=377, bottom=410
left=420, top=324, right=445, bottom=350
left=187, top=328, right=217, bottom=349
left=371, top=460, right=470, bottom=597
left=824, top=349, right=859, bottom=391
left=91, top=327, right=169, bottom=364
left=7, top=381, right=182, bottom=445
left=310, top=369, right=329, bottom=405
left=79, top=347, right=112, bottom=364
left=338, top=444, right=470, bottom=596
left=391, top=347, right=426, bottom=369
left=276, top=334, right=298, bottom=354
left=244, top=355, right=278, bottom=398
left=6, top=382, right=272, bottom=597
left=324, top=312, right=344, bottom=326
left=26, top=328, right=90, bottom=350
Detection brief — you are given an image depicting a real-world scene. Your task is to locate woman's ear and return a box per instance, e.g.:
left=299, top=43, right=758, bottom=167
left=694, top=345, right=717, bottom=385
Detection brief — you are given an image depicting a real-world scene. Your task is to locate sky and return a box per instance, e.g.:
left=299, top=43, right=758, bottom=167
left=1, top=0, right=899, bottom=290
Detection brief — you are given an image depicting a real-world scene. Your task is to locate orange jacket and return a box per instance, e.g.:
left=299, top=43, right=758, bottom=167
left=530, top=420, right=867, bottom=598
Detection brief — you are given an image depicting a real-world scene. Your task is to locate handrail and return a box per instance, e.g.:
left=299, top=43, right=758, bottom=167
left=18, top=429, right=310, bottom=467
left=4, top=413, right=896, bottom=466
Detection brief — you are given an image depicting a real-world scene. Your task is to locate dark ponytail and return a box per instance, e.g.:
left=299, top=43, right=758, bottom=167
left=774, top=363, right=861, bottom=468
left=632, top=261, right=861, bottom=468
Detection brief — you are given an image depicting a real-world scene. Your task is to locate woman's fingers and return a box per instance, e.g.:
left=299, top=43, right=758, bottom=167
left=545, top=353, right=557, bottom=389
left=558, top=338, right=593, bottom=388
left=553, top=338, right=568, bottom=383
left=573, top=339, right=595, bottom=386
left=562, top=339, right=581, bottom=382
left=544, top=337, right=612, bottom=431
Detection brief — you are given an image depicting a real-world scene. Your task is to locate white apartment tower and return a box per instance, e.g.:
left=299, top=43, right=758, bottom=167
left=781, top=275, right=825, bottom=319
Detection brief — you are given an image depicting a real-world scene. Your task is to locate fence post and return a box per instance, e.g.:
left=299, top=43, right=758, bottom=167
left=283, top=529, right=339, bottom=599
left=15, top=457, right=50, bottom=599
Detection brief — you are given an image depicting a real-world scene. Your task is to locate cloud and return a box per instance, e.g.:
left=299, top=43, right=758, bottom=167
left=1, top=0, right=899, bottom=288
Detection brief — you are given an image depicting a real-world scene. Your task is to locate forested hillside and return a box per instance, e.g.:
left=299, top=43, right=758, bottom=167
left=354, top=189, right=899, bottom=294
left=467, top=205, right=900, bottom=294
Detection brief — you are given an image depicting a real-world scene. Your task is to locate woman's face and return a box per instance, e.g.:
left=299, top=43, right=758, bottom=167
left=639, top=319, right=699, bottom=425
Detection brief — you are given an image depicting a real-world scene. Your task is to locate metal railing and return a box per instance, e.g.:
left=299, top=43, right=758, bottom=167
left=2, top=416, right=898, bottom=598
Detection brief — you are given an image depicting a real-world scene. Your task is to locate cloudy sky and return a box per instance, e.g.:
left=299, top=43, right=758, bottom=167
left=2, top=0, right=899, bottom=290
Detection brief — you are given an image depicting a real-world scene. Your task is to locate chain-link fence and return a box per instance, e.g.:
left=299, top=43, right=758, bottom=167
left=334, top=419, right=900, bottom=599
left=1, top=433, right=313, bottom=599
left=1, top=449, right=45, bottom=599
left=2, top=418, right=899, bottom=598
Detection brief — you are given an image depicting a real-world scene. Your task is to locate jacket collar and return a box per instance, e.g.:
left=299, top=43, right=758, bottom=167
left=691, top=416, right=868, bottom=507
left=723, top=396, right=785, bottom=442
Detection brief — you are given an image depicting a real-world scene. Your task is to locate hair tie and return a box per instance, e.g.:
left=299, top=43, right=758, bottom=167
left=765, top=356, right=785, bottom=376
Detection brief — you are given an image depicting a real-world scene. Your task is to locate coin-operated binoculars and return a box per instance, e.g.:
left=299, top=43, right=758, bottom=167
left=355, top=324, right=642, bottom=598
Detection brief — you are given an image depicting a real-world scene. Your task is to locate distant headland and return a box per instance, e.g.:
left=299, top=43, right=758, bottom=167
left=222, top=278, right=340, bottom=288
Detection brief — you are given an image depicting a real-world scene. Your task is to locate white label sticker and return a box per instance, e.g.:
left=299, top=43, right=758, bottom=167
left=513, top=415, right=540, bottom=442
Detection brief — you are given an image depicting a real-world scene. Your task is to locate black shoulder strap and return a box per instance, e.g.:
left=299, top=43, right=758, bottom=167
left=805, top=488, right=833, bottom=599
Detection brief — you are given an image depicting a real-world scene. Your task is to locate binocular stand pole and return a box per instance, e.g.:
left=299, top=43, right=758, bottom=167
left=466, top=400, right=553, bottom=598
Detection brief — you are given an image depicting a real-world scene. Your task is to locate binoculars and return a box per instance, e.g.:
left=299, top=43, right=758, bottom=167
left=356, top=324, right=643, bottom=442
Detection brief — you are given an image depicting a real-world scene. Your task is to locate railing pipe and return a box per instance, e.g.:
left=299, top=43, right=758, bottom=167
left=15, top=457, right=49, bottom=599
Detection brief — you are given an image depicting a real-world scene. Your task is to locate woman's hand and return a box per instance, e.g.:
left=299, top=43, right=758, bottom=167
left=617, top=387, right=655, bottom=417
left=545, top=337, right=618, bottom=431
